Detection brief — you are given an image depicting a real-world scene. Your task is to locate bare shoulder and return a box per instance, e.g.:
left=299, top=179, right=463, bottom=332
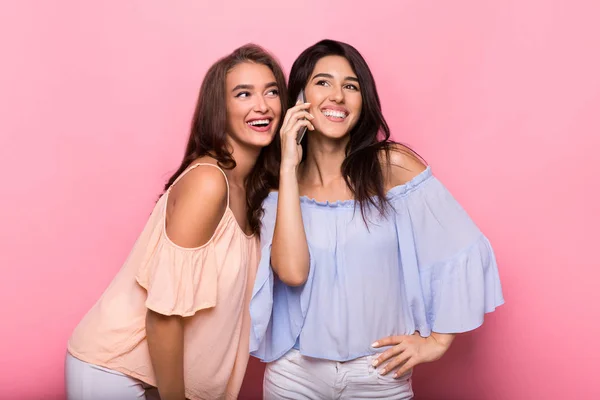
left=165, top=160, right=228, bottom=248
left=170, top=160, right=227, bottom=202
left=381, top=143, right=428, bottom=188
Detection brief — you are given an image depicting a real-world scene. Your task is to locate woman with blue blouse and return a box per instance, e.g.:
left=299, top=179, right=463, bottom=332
left=250, top=39, right=504, bottom=399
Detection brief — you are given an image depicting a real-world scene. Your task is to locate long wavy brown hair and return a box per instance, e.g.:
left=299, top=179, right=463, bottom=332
left=164, top=44, right=287, bottom=235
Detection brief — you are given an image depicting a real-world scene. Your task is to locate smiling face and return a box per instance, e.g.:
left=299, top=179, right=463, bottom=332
left=225, top=62, right=282, bottom=149
left=303, top=55, right=363, bottom=140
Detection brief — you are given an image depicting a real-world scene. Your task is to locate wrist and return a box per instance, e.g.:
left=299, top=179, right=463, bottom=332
left=429, top=333, right=454, bottom=350
left=280, top=163, right=298, bottom=176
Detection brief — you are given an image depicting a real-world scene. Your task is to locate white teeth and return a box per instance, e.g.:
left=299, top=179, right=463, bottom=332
left=247, top=119, right=270, bottom=126
left=322, top=110, right=347, bottom=118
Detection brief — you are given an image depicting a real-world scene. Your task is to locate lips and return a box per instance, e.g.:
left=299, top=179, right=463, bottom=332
left=246, top=118, right=273, bottom=132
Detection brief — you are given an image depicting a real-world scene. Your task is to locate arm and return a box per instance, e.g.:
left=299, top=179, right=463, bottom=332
left=146, top=165, right=227, bottom=400
left=372, top=146, right=450, bottom=377
left=270, top=102, right=314, bottom=286
left=373, top=145, right=497, bottom=377
left=146, top=311, right=185, bottom=400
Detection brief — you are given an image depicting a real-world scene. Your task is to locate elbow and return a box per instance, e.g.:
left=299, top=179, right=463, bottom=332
left=280, top=273, right=308, bottom=287
left=271, top=260, right=309, bottom=287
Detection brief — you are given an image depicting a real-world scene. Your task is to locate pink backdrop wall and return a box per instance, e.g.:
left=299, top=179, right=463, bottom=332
left=1, top=1, right=599, bottom=399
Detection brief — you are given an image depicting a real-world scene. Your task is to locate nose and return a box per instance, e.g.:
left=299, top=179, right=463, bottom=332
left=254, top=95, right=269, bottom=113
left=329, top=85, right=344, bottom=103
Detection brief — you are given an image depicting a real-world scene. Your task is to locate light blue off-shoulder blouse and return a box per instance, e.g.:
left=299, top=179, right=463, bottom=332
left=249, top=167, right=504, bottom=362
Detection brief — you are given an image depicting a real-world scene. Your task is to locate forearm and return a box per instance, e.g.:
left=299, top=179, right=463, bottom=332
left=271, top=166, right=310, bottom=286
left=146, top=310, right=185, bottom=400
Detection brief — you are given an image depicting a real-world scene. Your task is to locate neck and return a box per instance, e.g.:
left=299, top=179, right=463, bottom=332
left=225, top=138, right=261, bottom=186
left=300, top=132, right=349, bottom=187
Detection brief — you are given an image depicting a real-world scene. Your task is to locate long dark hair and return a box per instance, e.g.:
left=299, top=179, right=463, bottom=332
left=271, top=39, right=400, bottom=219
left=164, top=44, right=287, bottom=235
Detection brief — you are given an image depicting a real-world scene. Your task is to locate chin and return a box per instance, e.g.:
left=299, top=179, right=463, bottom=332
left=235, top=129, right=274, bottom=148
left=246, top=136, right=275, bottom=149
left=319, top=129, right=350, bottom=140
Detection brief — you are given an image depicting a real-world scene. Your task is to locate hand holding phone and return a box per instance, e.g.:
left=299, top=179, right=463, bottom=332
left=296, top=90, right=308, bottom=145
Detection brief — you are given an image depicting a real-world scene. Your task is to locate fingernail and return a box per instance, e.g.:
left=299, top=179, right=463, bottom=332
left=309, top=114, right=314, bottom=118
left=380, top=368, right=386, bottom=375
left=371, top=342, right=379, bottom=347
left=372, top=359, right=378, bottom=367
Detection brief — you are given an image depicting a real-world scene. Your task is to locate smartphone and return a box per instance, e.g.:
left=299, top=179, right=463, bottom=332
left=296, top=89, right=308, bottom=144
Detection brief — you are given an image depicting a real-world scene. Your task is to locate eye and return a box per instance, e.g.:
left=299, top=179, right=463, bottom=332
left=266, top=89, right=279, bottom=97
left=315, top=80, right=330, bottom=87
left=344, top=84, right=359, bottom=91
left=235, top=91, right=251, bottom=98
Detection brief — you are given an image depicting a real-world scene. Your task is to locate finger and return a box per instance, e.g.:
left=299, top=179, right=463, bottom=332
left=284, top=119, right=314, bottom=141
left=282, top=103, right=312, bottom=129
left=394, top=359, right=417, bottom=379
left=283, top=111, right=314, bottom=132
left=294, top=99, right=311, bottom=108
left=371, top=335, right=405, bottom=348
left=373, top=343, right=406, bottom=366
left=298, top=110, right=315, bottom=120
left=284, top=109, right=314, bottom=132
left=380, top=352, right=411, bottom=376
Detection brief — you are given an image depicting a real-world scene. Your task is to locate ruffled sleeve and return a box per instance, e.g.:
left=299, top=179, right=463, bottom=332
left=393, top=169, right=504, bottom=335
left=135, top=233, right=218, bottom=317
left=249, top=197, right=316, bottom=362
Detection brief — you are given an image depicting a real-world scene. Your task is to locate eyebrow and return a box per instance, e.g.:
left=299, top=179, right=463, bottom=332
left=311, top=73, right=359, bottom=82
left=232, top=81, right=278, bottom=92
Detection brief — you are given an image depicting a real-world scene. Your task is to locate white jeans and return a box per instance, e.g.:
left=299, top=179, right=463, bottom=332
left=65, top=352, right=161, bottom=400
left=263, top=349, right=414, bottom=399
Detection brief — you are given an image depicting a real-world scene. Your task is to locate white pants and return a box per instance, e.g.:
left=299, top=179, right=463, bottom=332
left=263, top=349, right=414, bottom=399
left=65, top=352, right=161, bottom=400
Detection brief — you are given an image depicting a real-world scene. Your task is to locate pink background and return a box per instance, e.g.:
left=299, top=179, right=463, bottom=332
left=1, top=0, right=599, bottom=399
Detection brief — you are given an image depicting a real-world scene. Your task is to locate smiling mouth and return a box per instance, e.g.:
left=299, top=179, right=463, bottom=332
left=247, top=119, right=271, bottom=127
left=246, top=118, right=273, bottom=132
left=321, top=109, right=348, bottom=120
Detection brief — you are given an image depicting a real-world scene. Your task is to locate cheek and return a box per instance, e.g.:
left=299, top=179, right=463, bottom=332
left=225, top=107, right=248, bottom=134
left=349, top=104, right=362, bottom=129
left=352, top=97, right=363, bottom=116
left=270, top=100, right=282, bottom=121
left=306, top=88, right=326, bottom=105
left=229, top=104, right=245, bottom=120
left=232, top=108, right=254, bottom=130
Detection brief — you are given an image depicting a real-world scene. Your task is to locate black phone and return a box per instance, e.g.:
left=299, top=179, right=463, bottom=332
left=296, top=89, right=308, bottom=144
